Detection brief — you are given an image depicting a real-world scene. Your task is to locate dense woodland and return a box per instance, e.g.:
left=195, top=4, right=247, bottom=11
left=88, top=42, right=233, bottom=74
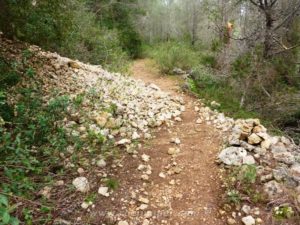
left=0, top=0, right=300, bottom=224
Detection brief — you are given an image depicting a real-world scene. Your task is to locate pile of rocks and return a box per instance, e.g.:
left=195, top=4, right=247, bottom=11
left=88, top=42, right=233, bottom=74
left=191, top=98, right=300, bottom=223
left=219, top=118, right=300, bottom=189
left=217, top=118, right=300, bottom=223
left=2, top=36, right=184, bottom=148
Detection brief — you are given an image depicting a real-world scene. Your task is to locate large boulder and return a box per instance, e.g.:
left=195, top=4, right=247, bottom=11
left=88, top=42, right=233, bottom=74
left=218, top=147, right=247, bottom=166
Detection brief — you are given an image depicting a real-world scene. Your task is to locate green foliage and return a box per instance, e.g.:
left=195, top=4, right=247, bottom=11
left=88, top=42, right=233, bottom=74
left=211, top=39, right=223, bottom=52
left=145, top=41, right=200, bottom=73
left=0, top=57, right=21, bottom=89
left=189, top=66, right=258, bottom=119
left=226, top=189, right=241, bottom=204
left=89, top=0, right=143, bottom=58
left=273, top=206, right=294, bottom=220
left=105, top=178, right=119, bottom=191
left=231, top=53, right=253, bottom=78
left=200, top=55, right=217, bottom=68
left=0, top=195, right=19, bottom=225
left=237, top=165, right=257, bottom=185
left=0, top=0, right=132, bottom=72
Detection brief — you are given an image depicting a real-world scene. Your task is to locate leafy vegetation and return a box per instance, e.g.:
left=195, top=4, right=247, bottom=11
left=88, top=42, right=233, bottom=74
left=0, top=48, right=121, bottom=223
left=0, top=0, right=142, bottom=72
left=144, top=41, right=200, bottom=73
left=223, top=165, right=264, bottom=206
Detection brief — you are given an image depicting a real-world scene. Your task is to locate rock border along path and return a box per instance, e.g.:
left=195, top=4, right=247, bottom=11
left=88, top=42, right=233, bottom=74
left=124, top=59, right=225, bottom=225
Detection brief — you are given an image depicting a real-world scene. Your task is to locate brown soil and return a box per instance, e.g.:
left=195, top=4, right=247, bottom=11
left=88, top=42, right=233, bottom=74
left=81, top=59, right=225, bottom=225
left=129, top=59, right=224, bottom=225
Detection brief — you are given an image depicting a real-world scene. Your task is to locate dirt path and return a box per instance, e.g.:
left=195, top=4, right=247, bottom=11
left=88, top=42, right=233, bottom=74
left=127, top=59, right=225, bottom=225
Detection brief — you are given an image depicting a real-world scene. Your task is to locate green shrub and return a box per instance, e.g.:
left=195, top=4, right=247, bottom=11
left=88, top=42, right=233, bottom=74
left=0, top=0, right=131, bottom=73
left=105, top=178, right=119, bottom=191
left=200, top=55, right=217, bottom=68
left=237, top=165, right=257, bottom=184
left=145, top=41, right=200, bottom=73
left=189, top=66, right=258, bottom=119
left=273, top=206, right=294, bottom=220
left=226, top=189, right=241, bottom=204
left=0, top=195, right=19, bottom=225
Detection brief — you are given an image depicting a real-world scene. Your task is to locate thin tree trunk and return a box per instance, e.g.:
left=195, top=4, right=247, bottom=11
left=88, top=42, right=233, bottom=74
left=264, top=11, right=273, bottom=58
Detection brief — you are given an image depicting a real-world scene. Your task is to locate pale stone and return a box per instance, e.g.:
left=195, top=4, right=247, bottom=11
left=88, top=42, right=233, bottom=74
left=243, top=155, right=256, bottom=165
left=248, top=133, right=262, bottom=145
left=96, top=159, right=106, bottom=168
left=72, top=177, right=90, bottom=193
left=290, top=164, right=300, bottom=181
left=241, top=216, right=255, bottom=225
left=219, top=147, right=247, bottom=166
left=263, top=180, right=283, bottom=199
left=98, top=186, right=109, bottom=197
left=168, top=147, right=180, bottom=155
left=118, top=221, right=129, bottom=225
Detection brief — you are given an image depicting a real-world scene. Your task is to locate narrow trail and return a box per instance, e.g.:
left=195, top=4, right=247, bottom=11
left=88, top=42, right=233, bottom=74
left=129, top=59, right=224, bottom=225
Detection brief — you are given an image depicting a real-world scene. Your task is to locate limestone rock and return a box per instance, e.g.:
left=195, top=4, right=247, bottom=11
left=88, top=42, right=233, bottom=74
left=168, top=147, right=180, bottom=155
left=96, top=159, right=106, bottom=168
left=116, top=139, right=131, bottom=145
left=241, top=216, right=255, bottom=225
left=248, top=133, right=262, bottom=145
left=243, top=155, right=256, bottom=165
left=118, top=221, right=129, bottom=225
left=98, top=186, right=109, bottom=197
left=242, top=205, right=251, bottom=214
left=72, top=177, right=90, bottom=193
left=263, top=180, right=283, bottom=199
left=219, top=147, right=247, bottom=166
left=290, top=164, right=300, bottom=182
left=273, top=152, right=295, bottom=165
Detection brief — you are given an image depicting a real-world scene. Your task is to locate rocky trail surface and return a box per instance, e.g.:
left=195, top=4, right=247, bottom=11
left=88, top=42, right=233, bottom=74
left=127, top=59, right=224, bottom=225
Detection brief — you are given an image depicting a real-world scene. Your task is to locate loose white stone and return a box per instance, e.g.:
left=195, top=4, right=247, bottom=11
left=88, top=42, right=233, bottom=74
left=159, top=172, right=166, bottom=178
left=116, top=139, right=131, bottom=145
left=142, top=154, right=150, bottom=162
left=81, top=202, right=89, bottom=209
left=98, top=186, right=109, bottom=197
left=118, top=221, right=129, bottom=225
left=96, top=159, right=106, bottom=168
left=242, top=205, right=251, bottom=214
left=168, top=147, right=180, bottom=155
left=241, top=216, right=255, bottom=225
left=72, top=177, right=90, bottom=193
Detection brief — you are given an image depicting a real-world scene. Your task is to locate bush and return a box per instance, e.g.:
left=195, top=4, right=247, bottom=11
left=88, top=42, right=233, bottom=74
left=145, top=41, right=200, bottom=73
left=0, top=0, right=131, bottom=72
left=189, top=65, right=258, bottom=119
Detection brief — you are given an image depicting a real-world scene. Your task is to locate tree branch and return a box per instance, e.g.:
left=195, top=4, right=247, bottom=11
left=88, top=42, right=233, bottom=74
left=272, top=44, right=300, bottom=55
left=273, top=2, right=300, bottom=31
left=270, top=0, right=278, bottom=7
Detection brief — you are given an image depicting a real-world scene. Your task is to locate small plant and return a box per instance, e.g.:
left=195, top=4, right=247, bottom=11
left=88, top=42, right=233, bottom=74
left=226, top=189, right=241, bottom=204
left=73, top=93, right=85, bottom=108
left=105, top=103, right=118, bottom=116
left=85, top=193, right=97, bottom=203
left=0, top=195, right=19, bottom=225
left=25, top=67, right=35, bottom=77
left=88, top=130, right=106, bottom=145
left=237, top=165, right=257, bottom=185
left=22, top=208, right=33, bottom=225
left=273, top=205, right=294, bottom=220
left=105, top=178, right=119, bottom=191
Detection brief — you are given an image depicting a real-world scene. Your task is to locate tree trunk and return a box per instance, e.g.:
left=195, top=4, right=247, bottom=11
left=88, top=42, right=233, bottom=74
left=191, top=5, right=197, bottom=46
left=263, top=10, right=273, bottom=58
